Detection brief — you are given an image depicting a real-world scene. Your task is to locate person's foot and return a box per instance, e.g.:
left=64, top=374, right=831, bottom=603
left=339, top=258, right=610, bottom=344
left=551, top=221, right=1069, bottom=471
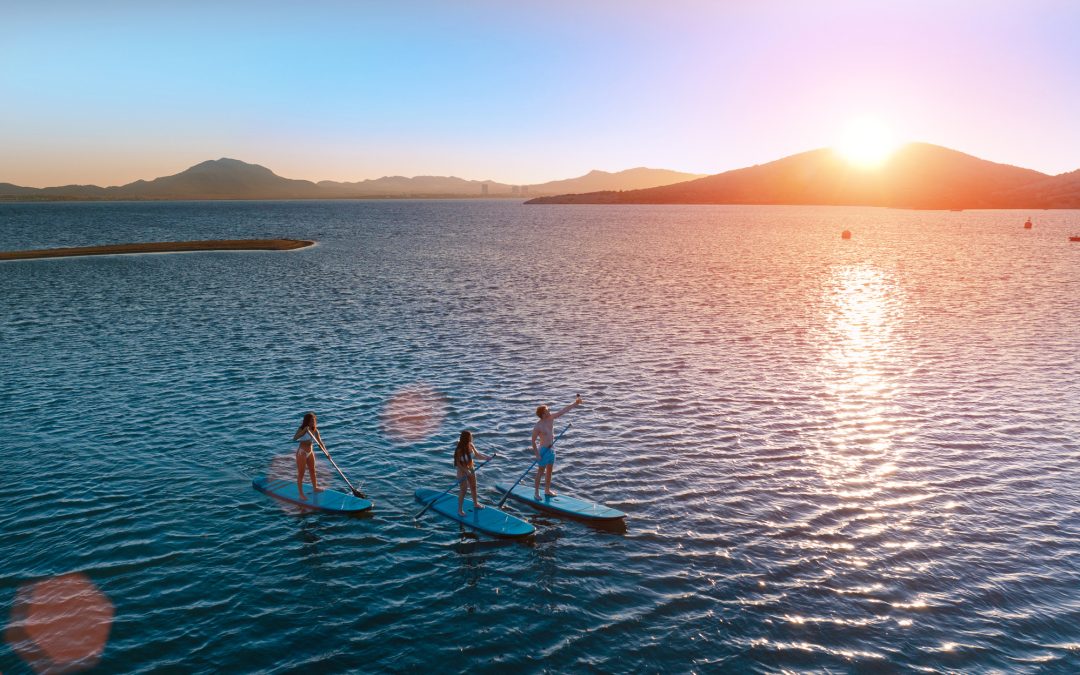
left=474, top=503, right=484, bottom=510
left=545, top=491, right=557, bottom=498
left=534, top=492, right=541, bottom=500
left=298, top=491, right=308, bottom=500
left=458, top=510, right=466, bottom=516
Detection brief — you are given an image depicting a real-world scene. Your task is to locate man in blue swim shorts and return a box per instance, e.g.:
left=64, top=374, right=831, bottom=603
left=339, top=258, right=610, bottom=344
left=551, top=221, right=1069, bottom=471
left=530, top=395, right=583, bottom=500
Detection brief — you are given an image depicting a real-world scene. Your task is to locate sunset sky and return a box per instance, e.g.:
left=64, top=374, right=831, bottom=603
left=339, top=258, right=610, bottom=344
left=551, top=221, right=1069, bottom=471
left=3, top=1, right=1079, bottom=187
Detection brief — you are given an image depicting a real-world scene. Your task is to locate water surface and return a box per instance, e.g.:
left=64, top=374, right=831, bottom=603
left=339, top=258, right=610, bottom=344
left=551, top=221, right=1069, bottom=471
left=1, top=200, right=1079, bottom=672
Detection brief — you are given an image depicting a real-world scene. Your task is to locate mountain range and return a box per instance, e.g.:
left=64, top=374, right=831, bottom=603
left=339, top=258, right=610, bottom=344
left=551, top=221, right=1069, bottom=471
left=526, top=143, right=1080, bottom=209
left=0, top=161, right=703, bottom=201
left=7, top=144, right=1080, bottom=208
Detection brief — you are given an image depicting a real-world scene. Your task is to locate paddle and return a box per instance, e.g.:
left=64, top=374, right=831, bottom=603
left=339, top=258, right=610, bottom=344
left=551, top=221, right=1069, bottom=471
left=414, top=453, right=499, bottom=519
left=314, top=439, right=366, bottom=499
left=497, top=423, right=571, bottom=508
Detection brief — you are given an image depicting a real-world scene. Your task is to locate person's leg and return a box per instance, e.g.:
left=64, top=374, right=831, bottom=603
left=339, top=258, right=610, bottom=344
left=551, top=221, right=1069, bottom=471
left=544, top=464, right=556, bottom=496
left=470, top=473, right=482, bottom=509
left=307, top=451, right=319, bottom=492
left=457, top=468, right=467, bottom=515
left=534, top=464, right=543, bottom=499
left=296, top=449, right=308, bottom=499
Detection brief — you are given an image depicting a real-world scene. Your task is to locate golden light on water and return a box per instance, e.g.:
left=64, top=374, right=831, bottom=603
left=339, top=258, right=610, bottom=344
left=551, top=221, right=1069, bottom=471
left=814, top=264, right=904, bottom=489
left=5, top=573, right=114, bottom=673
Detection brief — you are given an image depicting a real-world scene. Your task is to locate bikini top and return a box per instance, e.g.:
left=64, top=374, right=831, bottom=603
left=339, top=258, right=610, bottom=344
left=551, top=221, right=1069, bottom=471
left=296, top=429, right=316, bottom=443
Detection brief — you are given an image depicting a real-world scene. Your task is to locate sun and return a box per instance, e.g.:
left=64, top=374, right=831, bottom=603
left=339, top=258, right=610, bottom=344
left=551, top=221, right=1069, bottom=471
left=834, top=118, right=901, bottom=169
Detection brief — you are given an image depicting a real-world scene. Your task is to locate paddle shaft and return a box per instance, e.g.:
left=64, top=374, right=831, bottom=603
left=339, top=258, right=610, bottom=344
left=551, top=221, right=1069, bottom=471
left=415, top=454, right=498, bottom=519
left=315, top=440, right=365, bottom=498
left=497, top=423, right=571, bottom=508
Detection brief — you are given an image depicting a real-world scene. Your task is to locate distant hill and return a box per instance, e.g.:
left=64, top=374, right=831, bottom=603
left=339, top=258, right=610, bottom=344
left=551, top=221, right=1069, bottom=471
left=0, top=161, right=702, bottom=201
left=319, top=175, right=513, bottom=197
left=0, top=159, right=320, bottom=200
left=529, top=168, right=705, bottom=195
left=526, top=143, right=1067, bottom=209
left=115, top=158, right=321, bottom=199
left=0, top=183, right=41, bottom=197
left=998, top=168, right=1080, bottom=208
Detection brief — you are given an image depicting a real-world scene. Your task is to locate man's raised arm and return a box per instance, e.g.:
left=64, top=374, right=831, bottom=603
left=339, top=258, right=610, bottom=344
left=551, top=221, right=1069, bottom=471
left=551, top=395, right=583, bottom=419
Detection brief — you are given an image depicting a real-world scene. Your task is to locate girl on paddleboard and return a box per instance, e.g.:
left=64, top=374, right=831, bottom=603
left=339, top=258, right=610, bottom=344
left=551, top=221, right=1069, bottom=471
left=454, top=430, right=492, bottom=516
left=293, top=412, right=325, bottom=500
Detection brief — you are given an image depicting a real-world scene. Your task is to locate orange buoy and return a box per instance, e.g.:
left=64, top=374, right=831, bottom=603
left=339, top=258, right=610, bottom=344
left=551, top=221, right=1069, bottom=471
left=841, top=230, right=852, bottom=240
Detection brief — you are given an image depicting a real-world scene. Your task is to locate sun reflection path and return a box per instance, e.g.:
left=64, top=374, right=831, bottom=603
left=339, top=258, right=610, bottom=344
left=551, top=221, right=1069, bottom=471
left=815, top=264, right=906, bottom=487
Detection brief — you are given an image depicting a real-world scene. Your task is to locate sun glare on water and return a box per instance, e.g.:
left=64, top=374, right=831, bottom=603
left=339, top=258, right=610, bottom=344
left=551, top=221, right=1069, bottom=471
left=834, top=118, right=901, bottom=169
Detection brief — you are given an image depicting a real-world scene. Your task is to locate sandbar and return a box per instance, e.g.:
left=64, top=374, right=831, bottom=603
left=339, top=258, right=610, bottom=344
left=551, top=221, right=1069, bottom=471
left=0, top=239, right=314, bottom=261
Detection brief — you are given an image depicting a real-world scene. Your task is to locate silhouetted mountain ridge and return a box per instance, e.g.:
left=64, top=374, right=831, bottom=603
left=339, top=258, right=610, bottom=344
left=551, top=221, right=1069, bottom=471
left=530, top=167, right=706, bottom=194
left=527, top=143, right=1075, bottom=209
left=0, top=160, right=701, bottom=200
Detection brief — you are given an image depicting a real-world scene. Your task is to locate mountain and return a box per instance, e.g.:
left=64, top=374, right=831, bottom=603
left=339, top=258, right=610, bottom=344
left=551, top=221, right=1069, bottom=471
left=0, top=159, right=320, bottom=200
left=0, top=183, right=41, bottom=197
left=999, top=168, right=1080, bottom=208
left=113, top=158, right=321, bottom=199
left=528, top=168, right=705, bottom=195
left=526, top=143, right=1062, bottom=209
left=0, top=161, right=702, bottom=201
left=318, top=175, right=513, bottom=197
left=318, top=168, right=703, bottom=197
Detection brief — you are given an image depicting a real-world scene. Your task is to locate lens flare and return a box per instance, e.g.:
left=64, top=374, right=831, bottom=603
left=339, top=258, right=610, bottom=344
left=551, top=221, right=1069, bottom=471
left=5, top=573, right=114, bottom=674
left=381, top=383, right=446, bottom=443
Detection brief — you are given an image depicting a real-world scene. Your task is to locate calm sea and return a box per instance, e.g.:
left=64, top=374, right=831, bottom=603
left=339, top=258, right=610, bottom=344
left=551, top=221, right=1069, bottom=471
left=1, top=200, right=1078, bottom=673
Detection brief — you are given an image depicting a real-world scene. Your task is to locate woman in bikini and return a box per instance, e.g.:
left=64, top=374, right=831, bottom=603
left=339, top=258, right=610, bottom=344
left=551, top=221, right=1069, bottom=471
left=293, top=412, right=326, bottom=500
left=454, top=430, right=492, bottom=516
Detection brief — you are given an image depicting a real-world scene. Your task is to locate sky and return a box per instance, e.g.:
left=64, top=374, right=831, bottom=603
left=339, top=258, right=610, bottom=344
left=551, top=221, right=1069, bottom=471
left=3, top=0, right=1079, bottom=186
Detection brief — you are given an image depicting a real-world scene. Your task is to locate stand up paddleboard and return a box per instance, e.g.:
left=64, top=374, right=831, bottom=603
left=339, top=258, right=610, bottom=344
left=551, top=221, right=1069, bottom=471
left=414, top=488, right=535, bottom=538
left=495, top=483, right=626, bottom=522
left=253, top=477, right=373, bottom=513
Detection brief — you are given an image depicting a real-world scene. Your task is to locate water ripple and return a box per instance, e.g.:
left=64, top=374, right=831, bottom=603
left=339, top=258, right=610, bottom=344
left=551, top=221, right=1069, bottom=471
left=1, top=202, right=1078, bottom=672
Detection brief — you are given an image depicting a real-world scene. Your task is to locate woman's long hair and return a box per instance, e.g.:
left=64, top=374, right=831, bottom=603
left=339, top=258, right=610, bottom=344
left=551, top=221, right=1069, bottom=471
left=296, top=412, right=317, bottom=437
left=454, top=430, right=473, bottom=467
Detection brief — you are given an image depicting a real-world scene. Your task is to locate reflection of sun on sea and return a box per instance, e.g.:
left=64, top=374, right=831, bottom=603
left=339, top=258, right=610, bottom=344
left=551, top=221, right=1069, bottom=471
left=833, top=117, right=901, bottom=169
left=815, top=264, right=902, bottom=485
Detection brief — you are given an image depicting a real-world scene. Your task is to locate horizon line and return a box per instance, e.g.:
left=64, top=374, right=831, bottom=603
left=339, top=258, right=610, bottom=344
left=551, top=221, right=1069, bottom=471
left=3, top=140, right=1075, bottom=190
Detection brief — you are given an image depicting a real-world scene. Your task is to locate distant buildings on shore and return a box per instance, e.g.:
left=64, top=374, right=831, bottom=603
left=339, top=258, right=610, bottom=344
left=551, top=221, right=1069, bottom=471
left=481, top=183, right=528, bottom=196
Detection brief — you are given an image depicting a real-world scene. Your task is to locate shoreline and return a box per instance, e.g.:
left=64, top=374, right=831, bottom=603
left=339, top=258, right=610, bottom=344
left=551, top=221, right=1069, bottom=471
left=0, top=239, right=315, bottom=261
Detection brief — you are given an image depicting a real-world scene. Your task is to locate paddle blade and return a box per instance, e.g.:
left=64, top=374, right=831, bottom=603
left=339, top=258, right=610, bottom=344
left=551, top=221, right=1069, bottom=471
left=414, top=501, right=436, bottom=520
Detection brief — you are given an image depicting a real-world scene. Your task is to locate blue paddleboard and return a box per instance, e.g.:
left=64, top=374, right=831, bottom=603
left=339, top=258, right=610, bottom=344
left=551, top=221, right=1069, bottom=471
left=414, top=488, right=535, bottom=538
left=495, top=483, right=626, bottom=521
left=253, top=477, right=373, bottom=513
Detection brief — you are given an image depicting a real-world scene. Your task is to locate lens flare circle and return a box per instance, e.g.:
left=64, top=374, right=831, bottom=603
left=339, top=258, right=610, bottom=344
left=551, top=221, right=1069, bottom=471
left=5, top=572, right=114, bottom=674
left=381, top=383, right=446, bottom=443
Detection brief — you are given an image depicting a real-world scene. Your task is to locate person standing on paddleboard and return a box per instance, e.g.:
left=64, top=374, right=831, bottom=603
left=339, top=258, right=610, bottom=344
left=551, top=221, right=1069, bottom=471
left=293, top=412, right=325, bottom=501
left=455, top=430, right=492, bottom=516
left=531, top=395, right=583, bottom=499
